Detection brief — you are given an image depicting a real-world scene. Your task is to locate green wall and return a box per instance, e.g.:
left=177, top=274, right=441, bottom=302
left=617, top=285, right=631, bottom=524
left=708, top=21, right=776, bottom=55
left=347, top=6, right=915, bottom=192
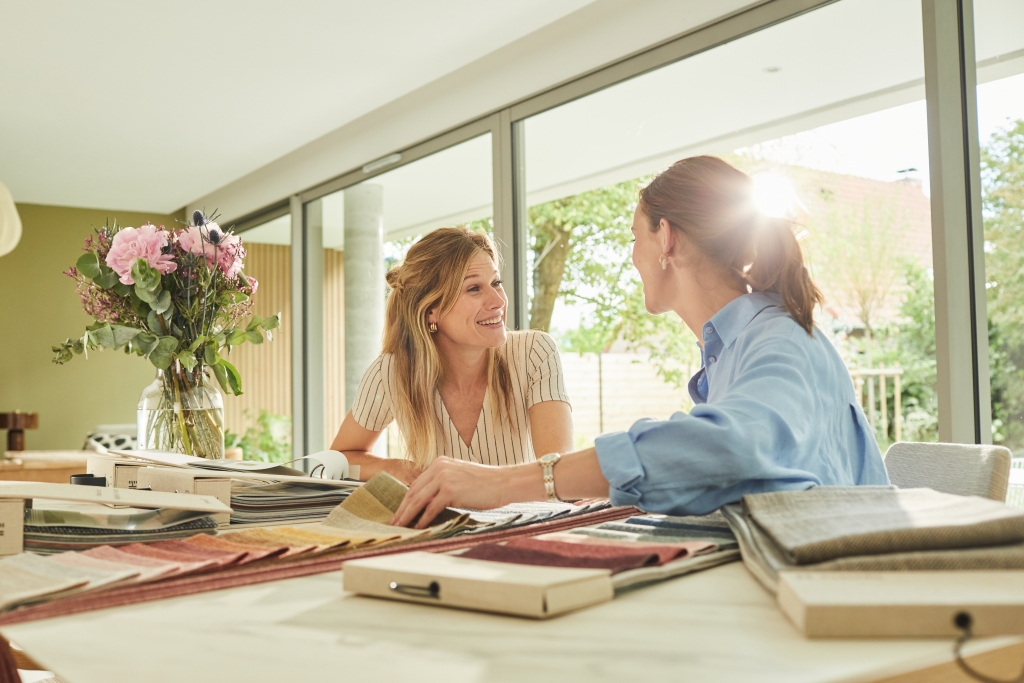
left=0, top=203, right=184, bottom=451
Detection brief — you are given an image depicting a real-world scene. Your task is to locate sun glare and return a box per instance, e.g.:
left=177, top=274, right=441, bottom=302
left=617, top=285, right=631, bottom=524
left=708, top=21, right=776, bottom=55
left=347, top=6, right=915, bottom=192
left=751, top=171, right=801, bottom=219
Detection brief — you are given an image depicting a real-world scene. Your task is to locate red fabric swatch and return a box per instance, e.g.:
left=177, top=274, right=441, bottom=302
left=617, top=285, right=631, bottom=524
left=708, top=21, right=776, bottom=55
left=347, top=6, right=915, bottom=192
left=460, top=543, right=659, bottom=573
left=116, top=544, right=224, bottom=570
left=180, top=534, right=289, bottom=564
left=525, top=533, right=716, bottom=563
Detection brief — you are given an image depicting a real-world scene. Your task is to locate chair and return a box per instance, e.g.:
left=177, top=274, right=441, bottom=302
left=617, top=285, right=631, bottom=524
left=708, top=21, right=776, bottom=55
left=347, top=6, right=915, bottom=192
left=884, top=441, right=1012, bottom=501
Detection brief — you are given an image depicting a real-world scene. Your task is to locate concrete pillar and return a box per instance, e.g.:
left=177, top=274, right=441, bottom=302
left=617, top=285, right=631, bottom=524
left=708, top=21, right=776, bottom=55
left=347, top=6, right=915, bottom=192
left=343, top=184, right=384, bottom=416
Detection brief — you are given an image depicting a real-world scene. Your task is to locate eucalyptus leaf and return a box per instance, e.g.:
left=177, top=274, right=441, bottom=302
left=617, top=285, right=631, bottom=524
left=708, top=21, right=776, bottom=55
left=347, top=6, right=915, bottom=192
left=148, top=336, right=180, bottom=370
left=94, top=270, right=120, bottom=289
left=135, top=284, right=159, bottom=304
left=72, top=339, right=84, bottom=354
left=89, top=325, right=115, bottom=348
left=226, top=329, right=248, bottom=346
left=147, top=310, right=163, bottom=333
left=211, top=362, right=229, bottom=394
left=109, top=325, right=141, bottom=347
left=246, top=329, right=263, bottom=345
left=75, top=252, right=101, bottom=279
left=131, top=259, right=161, bottom=291
left=218, top=358, right=243, bottom=396
left=150, top=290, right=172, bottom=314
left=112, top=282, right=130, bottom=296
left=261, top=314, right=280, bottom=331
left=246, top=315, right=262, bottom=332
left=134, top=332, right=158, bottom=357
left=176, top=351, right=198, bottom=372
left=203, top=344, right=218, bottom=367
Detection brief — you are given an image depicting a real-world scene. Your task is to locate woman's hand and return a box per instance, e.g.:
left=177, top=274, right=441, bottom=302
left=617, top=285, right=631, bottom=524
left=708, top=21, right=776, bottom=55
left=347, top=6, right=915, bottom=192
left=391, top=458, right=514, bottom=529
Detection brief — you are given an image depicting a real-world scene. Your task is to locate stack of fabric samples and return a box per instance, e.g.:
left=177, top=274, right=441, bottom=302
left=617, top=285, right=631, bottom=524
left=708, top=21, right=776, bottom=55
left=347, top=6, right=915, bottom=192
left=721, top=486, right=1024, bottom=592
left=0, top=473, right=472, bottom=614
left=22, top=507, right=218, bottom=555
left=227, top=480, right=355, bottom=526
left=458, top=512, right=741, bottom=590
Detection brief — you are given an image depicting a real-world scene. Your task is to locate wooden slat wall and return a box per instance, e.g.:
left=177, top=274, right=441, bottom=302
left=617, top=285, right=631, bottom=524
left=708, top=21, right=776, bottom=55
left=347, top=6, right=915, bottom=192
left=222, top=244, right=292, bottom=436
left=323, top=248, right=346, bottom=446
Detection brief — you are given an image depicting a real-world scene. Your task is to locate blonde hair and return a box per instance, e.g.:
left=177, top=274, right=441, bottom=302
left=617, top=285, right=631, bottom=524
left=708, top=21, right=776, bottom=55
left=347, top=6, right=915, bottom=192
left=383, top=227, right=514, bottom=469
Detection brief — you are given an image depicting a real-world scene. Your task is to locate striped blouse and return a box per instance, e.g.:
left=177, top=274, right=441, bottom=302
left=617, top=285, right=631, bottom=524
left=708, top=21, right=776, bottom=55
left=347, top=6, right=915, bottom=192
left=351, top=330, right=571, bottom=466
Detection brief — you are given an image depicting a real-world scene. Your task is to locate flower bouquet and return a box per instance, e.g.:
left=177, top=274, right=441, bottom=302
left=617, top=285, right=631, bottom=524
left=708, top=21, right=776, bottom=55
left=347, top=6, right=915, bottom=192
left=53, top=211, right=278, bottom=459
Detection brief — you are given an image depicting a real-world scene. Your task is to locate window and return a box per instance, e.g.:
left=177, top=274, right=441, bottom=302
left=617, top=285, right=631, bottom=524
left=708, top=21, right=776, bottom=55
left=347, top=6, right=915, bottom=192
left=521, top=0, right=936, bottom=450
left=975, top=0, right=1024, bottom=455
left=227, top=213, right=293, bottom=461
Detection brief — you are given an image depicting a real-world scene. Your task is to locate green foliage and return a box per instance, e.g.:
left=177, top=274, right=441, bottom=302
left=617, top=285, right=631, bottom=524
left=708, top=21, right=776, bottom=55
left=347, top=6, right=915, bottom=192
left=982, top=119, right=1024, bottom=450
left=529, top=177, right=700, bottom=387
left=225, top=410, right=293, bottom=464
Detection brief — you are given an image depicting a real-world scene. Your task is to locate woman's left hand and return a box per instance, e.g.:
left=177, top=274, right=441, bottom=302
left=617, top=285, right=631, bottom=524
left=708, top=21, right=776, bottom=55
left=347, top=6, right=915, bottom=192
left=391, top=458, right=509, bottom=529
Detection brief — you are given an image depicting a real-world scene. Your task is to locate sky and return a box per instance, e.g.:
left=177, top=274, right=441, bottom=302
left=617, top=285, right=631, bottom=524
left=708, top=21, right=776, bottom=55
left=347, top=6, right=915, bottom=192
left=735, top=72, right=1024, bottom=198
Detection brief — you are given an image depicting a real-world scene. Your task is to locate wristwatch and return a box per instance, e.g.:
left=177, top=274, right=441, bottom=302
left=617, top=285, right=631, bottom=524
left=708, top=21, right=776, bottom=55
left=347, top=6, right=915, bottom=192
left=538, top=452, right=562, bottom=502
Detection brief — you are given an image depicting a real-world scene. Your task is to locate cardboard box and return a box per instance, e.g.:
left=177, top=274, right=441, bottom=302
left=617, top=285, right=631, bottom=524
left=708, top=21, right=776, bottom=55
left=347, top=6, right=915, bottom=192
left=0, top=500, right=25, bottom=557
left=87, top=454, right=143, bottom=489
left=343, top=551, right=614, bottom=619
left=136, top=467, right=233, bottom=526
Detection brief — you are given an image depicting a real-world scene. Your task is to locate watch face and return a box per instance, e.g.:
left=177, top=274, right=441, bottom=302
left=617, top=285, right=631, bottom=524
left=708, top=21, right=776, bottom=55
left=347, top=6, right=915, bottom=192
left=540, top=453, right=559, bottom=465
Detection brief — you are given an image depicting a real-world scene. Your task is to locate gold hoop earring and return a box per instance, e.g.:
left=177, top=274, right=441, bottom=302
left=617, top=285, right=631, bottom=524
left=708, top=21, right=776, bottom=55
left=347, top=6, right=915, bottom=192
left=428, top=322, right=438, bottom=333
left=660, top=256, right=669, bottom=271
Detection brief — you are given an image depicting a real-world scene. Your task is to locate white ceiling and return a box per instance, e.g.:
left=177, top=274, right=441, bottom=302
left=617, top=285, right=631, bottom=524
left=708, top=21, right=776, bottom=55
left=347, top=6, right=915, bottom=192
left=242, top=0, right=1024, bottom=248
left=0, top=0, right=594, bottom=212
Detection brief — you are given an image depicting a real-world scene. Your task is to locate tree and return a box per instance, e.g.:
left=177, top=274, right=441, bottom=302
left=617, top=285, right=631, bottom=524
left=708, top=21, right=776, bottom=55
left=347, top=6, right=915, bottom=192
left=804, top=187, right=909, bottom=368
left=528, top=178, right=701, bottom=388
left=981, top=119, right=1024, bottom=450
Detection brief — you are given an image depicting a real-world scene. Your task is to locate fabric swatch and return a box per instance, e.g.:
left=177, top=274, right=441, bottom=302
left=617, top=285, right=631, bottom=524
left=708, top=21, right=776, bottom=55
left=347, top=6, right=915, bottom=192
left=50, top=551, right=173, bottom=583
left=742, top=486, right=1024, bottom=564
left=460, top=542, right=660, bottom=574
left=527, top=532, right=716, bottom=563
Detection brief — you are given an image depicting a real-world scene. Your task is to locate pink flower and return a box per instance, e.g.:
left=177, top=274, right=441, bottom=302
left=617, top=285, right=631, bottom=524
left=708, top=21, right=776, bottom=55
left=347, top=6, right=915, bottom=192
left=104, top=223, right=177, bottom=285
left=176, top=223, right=245, bottom=279
left=246, top=276, right=259, bottom=294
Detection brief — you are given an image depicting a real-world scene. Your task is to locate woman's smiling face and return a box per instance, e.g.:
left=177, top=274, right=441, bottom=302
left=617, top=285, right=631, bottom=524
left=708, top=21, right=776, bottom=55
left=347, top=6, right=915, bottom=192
left=430, top=251, right=507, bottom=349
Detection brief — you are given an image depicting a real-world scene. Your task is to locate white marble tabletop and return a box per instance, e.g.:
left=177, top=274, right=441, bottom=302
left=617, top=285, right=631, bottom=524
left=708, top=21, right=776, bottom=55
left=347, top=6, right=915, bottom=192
left=3, top=562, right=1021, bottom=683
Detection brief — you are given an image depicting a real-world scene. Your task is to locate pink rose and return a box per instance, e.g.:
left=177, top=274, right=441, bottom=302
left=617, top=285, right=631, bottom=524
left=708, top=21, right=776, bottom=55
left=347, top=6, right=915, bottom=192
left=104, top=223, right=177, bottom=285
left=176, top=223, right=245, bottom=279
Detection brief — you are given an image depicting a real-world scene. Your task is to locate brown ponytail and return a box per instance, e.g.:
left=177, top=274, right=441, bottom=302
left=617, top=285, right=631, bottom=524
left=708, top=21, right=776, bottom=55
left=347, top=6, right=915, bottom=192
left=638, top=156, right=823, bottom=335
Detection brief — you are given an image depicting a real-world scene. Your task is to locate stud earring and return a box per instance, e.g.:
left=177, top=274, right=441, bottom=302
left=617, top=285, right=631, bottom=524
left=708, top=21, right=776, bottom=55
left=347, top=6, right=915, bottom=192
left=428, top=322, right=438, bottom=333
left=660, top=256, right=669, bottom=271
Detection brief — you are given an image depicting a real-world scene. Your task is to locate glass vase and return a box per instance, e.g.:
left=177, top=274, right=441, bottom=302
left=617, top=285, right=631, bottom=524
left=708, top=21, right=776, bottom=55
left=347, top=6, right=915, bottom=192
left=137, top=368, right=225, bottom=459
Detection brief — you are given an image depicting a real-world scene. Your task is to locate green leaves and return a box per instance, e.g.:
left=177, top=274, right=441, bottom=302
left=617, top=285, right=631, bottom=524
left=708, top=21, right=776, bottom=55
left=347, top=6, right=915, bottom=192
left=76, top=252, right=101, bottom=279
left=210, top=357, right=243, bottom=396
left=131, top=259, right=161, bottom=292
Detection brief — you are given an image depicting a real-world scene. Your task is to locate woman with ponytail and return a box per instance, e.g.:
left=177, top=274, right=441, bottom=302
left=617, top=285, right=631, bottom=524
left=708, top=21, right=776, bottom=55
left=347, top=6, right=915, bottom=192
left=394, top=156, right=889, bottom=527
left=330, top=227, right=573, bottom=482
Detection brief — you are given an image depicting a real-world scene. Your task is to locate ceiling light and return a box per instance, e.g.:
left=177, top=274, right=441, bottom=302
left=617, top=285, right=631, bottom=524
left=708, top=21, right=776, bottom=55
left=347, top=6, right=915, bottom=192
left=0, top=182, right=22, bottom=258
left=764, top=66, right=781, bottom=73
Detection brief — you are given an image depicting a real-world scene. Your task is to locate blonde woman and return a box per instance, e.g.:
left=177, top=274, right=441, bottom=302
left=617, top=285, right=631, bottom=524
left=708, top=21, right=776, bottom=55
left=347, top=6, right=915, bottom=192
left=330, top=227, right=573, bottom=483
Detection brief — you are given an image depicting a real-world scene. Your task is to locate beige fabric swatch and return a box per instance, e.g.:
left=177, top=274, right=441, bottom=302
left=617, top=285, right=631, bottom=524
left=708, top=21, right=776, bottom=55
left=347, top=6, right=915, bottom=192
left=0, top=557, right=88, bottom=611
left=742, top=487, right=1024, bottom=565
left=3, top=553, right=137, bottom=593
left=51, top=550, right=174, bottom=583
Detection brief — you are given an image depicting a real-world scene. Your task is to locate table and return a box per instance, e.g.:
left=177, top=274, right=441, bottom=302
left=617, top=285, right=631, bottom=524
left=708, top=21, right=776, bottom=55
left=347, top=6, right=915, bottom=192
left=0, top=451, right=88, bottom=484
left=3, top=562, right=1022, bottom=683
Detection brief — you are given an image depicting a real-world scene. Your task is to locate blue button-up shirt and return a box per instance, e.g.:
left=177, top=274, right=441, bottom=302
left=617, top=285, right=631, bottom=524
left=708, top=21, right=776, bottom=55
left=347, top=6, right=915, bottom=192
left=594, top=292, right=889, bottom=515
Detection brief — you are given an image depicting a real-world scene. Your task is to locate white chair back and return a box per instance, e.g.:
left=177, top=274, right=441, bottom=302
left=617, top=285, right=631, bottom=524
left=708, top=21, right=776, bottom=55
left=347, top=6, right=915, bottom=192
left=884, top=441, right=1012, bottom=501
